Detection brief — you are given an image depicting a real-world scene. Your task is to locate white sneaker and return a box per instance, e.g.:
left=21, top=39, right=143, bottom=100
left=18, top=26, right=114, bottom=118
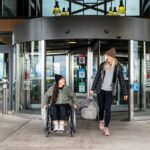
left=59, top=121, right=64, bottom=131
left=53, top=121, right=59, bottom=131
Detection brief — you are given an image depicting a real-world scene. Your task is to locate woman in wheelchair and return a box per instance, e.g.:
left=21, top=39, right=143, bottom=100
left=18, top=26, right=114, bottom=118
left=44, top=74, right=77, bottom=132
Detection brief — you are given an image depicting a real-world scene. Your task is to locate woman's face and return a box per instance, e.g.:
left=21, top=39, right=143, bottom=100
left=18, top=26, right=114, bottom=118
left=105, top=54, right=114, bottom=64
left=58, top=78, right=66, bottom=87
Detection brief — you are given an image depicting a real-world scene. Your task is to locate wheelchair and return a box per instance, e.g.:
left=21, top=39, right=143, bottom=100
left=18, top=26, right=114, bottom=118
left=44, top=104, right=76, bottom=137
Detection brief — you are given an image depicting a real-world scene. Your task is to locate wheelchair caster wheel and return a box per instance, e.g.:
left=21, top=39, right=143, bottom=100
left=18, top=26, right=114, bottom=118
left=44, top=128, right=47, bottom=132
left=70, top=130, right=74, bottom=137
left=46, top=131, right=50, bottom=137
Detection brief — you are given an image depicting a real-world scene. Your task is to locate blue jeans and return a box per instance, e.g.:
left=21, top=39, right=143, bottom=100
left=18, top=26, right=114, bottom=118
left=97, top=90, right=112, bottom=127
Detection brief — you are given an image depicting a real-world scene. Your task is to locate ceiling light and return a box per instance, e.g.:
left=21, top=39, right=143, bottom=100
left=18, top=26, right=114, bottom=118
left=113, top=7, right=118, bottom=16
left=53, top=0, right=61, bottom=16
left=61, top=7, right=66, bottom=16
left=65, top=8, right=70, bottom=16
left=107, top=7, right=113, bottom=16
left=118, top=0, right=126, bottom=14
left=68, top=41, right=77, bottom=44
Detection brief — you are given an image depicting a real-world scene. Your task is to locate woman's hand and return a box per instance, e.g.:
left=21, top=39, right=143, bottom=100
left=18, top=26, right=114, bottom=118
left=73, top=104, right=77, bottom=109
left=124, top=95, right=128, bottom=101
left=44, top=105, right=48, bottom=109
left=90, top=90, right=94, bottom=95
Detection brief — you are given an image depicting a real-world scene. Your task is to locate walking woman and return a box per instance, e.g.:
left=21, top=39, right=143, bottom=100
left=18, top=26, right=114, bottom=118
left=44, top=74, right=77, bottom=131
left=90, top=48, right=128, bottom=136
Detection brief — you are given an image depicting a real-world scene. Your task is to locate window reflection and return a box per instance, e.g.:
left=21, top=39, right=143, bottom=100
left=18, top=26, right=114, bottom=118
left=46, top=55, right=67, bottom=90
left=3, top=0, right=17, bottom=17
left=0, top=0, right=42, bottom=18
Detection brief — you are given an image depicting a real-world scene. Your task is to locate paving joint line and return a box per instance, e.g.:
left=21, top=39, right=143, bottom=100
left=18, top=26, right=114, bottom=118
left=0, top=119, right=31, bottom=144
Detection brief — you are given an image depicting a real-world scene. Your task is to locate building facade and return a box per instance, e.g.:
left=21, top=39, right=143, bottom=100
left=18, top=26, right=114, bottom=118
left=0, top=0, right=150, bottom=121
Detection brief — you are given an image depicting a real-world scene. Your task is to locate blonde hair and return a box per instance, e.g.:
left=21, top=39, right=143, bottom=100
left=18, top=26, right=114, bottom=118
left=104, top=58, right=117, bottom=71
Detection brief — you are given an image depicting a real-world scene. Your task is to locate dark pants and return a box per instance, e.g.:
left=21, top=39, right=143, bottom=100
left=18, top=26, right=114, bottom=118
left=50, top=104, right=71, bottom=120
left=97, top=90, right=112, bottom=127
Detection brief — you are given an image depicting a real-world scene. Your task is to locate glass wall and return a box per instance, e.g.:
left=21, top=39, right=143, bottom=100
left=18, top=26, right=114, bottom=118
left=18, top=41, right=42, bottom=110
left=71, top=0, right=84, bottom=16
left=0, top=45, right=12, bottom=113
left=132, top=41, right=143, bottom=113
left=43, top=0, right=140, bottom=16
left=144, top=42, right=150, bottom=115
left=0, top=52, right=9, bottom=113
left=126, top=0, right=139, bottom=16
left=106, top=0, right=139, bottom=16
left=0, top=0, right=42, bottom=18
left=0, top=53, right=9, bottom=79
left=2, top=0, right=17, bottom=17
left=132, top=41, right=150, bottom=118
left=43, top=0, right=69, bottom=16
left=0, top=0, right=140, bottom=17
left=140, top=0, right=150, bottom=16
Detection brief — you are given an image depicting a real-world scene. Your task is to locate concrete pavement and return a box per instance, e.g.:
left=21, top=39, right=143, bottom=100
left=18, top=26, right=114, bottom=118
left=0, top=114, right=150, bottom=150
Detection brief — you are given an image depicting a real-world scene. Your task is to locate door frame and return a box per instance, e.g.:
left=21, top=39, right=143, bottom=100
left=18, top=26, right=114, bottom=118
left=0, top=45, right=13, bottom=112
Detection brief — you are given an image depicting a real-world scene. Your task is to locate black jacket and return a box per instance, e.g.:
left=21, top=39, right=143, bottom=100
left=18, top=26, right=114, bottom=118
left=91, top=61, right=128, bottom=96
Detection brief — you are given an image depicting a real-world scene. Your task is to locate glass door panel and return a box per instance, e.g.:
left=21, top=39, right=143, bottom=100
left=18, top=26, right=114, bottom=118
left=73, top=54, right=87, bottom=94
left=46, top=54, right=67, bottom=90
left=133, top=41, right=142, bottom=112
left=132, top=41, right=150, bottom=118
left=19, top=41, right=42, bottom=109
left=145, top=42, right=150, bottom=111
left=97, top=40, right=129, bottom=109
left=115, top=57, right=129, bottom=106
left=0, top=53, right=9, bottom=113
left=93, top=54, right=98, bottom=77
left=0, top=53, right=9, bottom=79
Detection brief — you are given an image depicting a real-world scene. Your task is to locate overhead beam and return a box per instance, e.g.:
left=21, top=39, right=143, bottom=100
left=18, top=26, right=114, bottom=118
left=65, top=0, right=113, bottom=15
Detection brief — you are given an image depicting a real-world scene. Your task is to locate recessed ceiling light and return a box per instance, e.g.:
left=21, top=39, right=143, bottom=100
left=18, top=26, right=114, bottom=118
left=68, top=41, right=77, bottom=44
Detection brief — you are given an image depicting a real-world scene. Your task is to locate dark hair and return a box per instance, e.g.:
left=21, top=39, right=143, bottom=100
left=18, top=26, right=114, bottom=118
left=51, top=83, right=59, bottom=103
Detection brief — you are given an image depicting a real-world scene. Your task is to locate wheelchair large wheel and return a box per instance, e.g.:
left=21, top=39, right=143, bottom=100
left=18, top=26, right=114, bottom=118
left=69, top=120, right=74, bottom=137
left=72, top=109, right=76, bottom=132
left=45, top=130, right=50, bottom=137
left=45, top=111, right=52, bottom=137
left=69, top=111, right=75, bottom=137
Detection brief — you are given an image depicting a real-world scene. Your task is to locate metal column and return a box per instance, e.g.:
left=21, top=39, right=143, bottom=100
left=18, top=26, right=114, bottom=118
left=143, top=42, right=146, bottom=110
left=41, top=40, right=46, bottom=108
left=87, top=47, right=93, bottom=98
left=129, top=40, right=134, bottom=121
left=16, top=44, right=21, bottom=112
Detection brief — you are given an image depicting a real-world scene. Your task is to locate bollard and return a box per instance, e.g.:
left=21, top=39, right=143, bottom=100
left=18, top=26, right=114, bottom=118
left=2, top=79, right=8, bottom=114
